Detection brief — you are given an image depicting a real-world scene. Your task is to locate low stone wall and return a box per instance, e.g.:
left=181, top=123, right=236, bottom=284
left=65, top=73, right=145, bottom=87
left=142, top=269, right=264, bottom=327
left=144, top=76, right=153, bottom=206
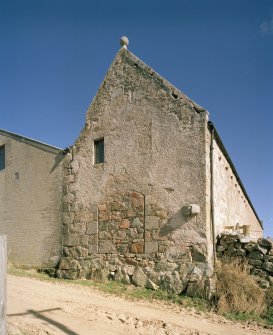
left=217, top=234, right=273, bottom=289
left=57, top=253, right=212, bottom=298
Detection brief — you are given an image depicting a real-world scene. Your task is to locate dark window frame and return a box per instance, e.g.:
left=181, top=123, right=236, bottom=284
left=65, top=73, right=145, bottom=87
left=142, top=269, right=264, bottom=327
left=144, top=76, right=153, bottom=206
left=0, top=145, right=5, bottom=171
left=94, top=138, right=104, bottom=164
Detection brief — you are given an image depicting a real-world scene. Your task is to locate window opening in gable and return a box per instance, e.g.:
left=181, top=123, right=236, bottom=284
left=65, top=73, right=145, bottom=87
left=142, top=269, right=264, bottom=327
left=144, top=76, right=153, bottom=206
left=0, top=145, right=5, bottom=170
left=94, top=138, right=104, bottom=164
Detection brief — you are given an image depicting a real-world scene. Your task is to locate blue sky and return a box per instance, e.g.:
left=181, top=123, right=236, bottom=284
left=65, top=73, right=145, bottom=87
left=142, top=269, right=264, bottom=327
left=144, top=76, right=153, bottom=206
left=1, top=0, right=272, bottom=235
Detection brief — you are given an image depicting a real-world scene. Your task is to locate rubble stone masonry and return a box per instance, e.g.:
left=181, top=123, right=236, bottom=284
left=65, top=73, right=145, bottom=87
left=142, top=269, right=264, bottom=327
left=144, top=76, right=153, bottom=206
left=57, top=49, right=213, bottom=297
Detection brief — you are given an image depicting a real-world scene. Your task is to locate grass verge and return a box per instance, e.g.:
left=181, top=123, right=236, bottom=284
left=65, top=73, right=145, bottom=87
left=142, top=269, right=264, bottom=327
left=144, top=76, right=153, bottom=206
left=8, top=264, right=209, bottom=313
left=9, top=262, right=273, bottom=327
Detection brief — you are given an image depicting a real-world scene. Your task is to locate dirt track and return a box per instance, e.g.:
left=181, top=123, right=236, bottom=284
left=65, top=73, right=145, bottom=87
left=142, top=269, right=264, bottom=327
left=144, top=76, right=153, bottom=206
left=7, top=274, right=273, bottom=335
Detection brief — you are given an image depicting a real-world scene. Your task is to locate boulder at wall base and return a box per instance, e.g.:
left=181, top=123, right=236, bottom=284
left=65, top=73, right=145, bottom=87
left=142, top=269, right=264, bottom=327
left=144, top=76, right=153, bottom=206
left=132, top=267, right=148, bottom=287
left=92, top=268, right=109, bottom=283
left=114, top=268, right=124, bottom=281
left=114, top=268, right=131, bottom=285
left=186, top=280, right=208, bottom=299
left=59, top=257, right=81, bottom=270
left=159, top=271, right=185, bottom=294
left=146, top=278, right=159, bottom=290
left=144, top=267, right=161, bottom=286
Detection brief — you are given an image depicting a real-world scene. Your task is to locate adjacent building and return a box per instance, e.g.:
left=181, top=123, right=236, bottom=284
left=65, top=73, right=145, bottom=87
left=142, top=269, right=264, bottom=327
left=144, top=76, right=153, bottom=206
left=0, top=129, right=63, bottom=267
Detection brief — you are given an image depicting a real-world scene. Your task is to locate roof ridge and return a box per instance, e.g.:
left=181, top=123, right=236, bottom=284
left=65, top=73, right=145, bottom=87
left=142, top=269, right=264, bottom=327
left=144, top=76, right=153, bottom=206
left=0, top=128, right=63, bottom=153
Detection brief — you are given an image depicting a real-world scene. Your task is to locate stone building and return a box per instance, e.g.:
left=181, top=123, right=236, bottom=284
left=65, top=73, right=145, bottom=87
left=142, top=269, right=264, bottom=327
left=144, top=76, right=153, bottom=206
left=0, top=40, right=263, bottom=294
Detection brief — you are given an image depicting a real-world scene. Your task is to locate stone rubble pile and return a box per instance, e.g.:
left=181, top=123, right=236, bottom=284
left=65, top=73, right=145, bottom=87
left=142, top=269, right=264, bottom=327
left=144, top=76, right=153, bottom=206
left=217, top=234, right=273, bottom=289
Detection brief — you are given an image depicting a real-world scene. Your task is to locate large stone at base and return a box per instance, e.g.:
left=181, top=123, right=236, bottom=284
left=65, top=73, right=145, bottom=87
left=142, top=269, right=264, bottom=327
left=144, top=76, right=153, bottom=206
left=59, top=257, right=81, bottom=270
left=159, top=271, right=185, bottom=294
left=186, top=278, right=211, bottom=299
left=146, top=278, right=159, bottom=290
left=114, top=267, right=131, bottom=285
left=132, top=267, right=148, bottom=287
left=92, top=268, right=109, bottom=282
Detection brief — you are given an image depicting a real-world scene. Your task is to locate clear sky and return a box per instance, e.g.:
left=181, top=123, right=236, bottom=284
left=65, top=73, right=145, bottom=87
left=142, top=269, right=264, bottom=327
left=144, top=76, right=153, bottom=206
left=1, top=0, right=272, bottom=236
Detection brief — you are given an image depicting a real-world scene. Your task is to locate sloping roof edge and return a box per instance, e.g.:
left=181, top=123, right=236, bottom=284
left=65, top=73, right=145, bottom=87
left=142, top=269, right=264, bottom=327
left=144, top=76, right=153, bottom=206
left=119, top=48, right=207, bottom=114
left=208, top=121, right=263, bottom=229
left=0, top=129, right=63, bottom=154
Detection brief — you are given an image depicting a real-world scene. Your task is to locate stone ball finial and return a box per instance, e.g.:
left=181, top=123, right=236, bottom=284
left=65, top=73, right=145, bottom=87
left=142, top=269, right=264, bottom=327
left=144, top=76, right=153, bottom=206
left=120, top=36, right=129, bottom=49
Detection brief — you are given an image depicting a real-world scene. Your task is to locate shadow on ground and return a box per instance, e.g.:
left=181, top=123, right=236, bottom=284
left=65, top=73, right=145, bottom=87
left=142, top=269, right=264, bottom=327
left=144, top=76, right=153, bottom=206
left=8, top=307, right=80, bottom=335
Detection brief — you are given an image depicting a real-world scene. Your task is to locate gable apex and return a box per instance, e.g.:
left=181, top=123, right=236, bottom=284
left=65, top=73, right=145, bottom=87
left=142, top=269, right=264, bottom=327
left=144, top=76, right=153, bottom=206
left=111, top=47, right=207, bottom=115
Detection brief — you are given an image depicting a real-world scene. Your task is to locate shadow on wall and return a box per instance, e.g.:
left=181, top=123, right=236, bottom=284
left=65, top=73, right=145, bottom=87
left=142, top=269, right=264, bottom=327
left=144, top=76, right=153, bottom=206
left=160, top=207, right=205, bottom=238
left=159, top=207, right=207, bottom=263
left=50, top=152, right=66, bottom=174
left=160, top=208, right=188, bottom=236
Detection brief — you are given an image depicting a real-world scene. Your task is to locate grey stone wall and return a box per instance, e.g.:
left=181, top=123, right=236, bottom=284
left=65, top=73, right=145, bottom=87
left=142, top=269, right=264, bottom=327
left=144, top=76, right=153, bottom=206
left=58, top=48, right=213, bottom=296
left=0, top=132, right=63, bottom=267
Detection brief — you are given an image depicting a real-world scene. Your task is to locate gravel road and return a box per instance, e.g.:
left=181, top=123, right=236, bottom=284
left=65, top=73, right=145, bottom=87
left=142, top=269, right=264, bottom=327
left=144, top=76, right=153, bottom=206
left=7, top=274, right=273, bottom=335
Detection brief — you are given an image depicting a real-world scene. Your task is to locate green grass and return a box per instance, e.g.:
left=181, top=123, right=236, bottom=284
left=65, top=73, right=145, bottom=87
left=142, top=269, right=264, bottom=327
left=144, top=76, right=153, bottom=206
left=223, top=312, right=264, bottom=323
left=220, top=310, right=273, bottom=328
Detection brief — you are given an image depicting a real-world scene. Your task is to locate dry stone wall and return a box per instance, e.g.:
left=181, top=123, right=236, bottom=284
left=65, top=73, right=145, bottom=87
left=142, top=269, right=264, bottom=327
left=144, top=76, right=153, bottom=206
left=217, top=234, right=273, bottom=289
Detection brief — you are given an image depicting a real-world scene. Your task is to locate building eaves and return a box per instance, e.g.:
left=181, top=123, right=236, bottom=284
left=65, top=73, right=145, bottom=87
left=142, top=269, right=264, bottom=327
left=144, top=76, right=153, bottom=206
left=0, top=129, right=63, bottom=154
left=208, top=121, right=263, bottom=229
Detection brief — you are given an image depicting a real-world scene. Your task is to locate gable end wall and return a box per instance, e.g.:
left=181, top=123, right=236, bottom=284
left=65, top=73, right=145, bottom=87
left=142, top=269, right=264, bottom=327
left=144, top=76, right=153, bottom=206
left=58, top=49, right=213, bottom=296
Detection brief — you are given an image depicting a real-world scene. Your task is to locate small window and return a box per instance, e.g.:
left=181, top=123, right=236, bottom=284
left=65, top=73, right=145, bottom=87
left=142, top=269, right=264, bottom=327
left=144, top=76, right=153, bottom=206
left=0, top=145, right=5, bottom=170
left=94, top=138, right=104, bottom=164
